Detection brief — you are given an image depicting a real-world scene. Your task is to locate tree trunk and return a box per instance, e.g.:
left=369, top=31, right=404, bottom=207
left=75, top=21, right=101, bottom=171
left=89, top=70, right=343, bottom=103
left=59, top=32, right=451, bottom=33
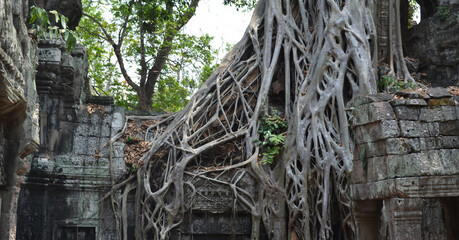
left=138, top=91, right=153, bottom=111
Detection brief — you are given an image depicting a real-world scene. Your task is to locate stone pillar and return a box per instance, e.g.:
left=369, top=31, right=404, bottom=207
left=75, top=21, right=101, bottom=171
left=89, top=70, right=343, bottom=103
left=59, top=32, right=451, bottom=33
left=354, top=200, right=383, bottom=240
left=384, top=198, right=423, bottom=240
left=0, top=186, right=20, bottom=240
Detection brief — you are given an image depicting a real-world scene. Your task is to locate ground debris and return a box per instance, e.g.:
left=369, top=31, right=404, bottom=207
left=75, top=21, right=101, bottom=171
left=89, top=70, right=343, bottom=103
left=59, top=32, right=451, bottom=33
left=447, top=86, right=459, bottom=96
left=87, top=104, right=105, bottom=114
left=121, top=120, right=158, bottom=167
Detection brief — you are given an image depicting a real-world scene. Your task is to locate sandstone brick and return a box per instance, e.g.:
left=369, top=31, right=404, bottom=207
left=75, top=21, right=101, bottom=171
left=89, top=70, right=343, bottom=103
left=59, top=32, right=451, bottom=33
left=442, top=136, right=459, bottom=148
left=399, top=121, right=430, bottom=137
left=387, top=151, right=448, bottom=178
left=426, top=87, right=451, bottom=98
left=351, top=160, right=365, bottom=184
left=439, top=120, right=459, bottom=136
left=347, top=93, right=393, bottom=107
left=393, top=106, right=421, bottom=120
left=352, top=102, right=395, bottom=126
left=390, top=98, right=427, bottom=106
left=427, top=98, right=456, bottom=107
left=366, top=156, right=388, bottom=182
left=112, top=142, right=125, bottom=158
left=353, top=120, right=399, bottom=143
left=420, top=106, right=457, bottom=122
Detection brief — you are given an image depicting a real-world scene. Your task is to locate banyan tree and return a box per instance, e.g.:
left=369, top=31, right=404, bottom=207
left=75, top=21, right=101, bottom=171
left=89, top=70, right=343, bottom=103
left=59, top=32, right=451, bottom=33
left=105, top=0, right=417, bottom=239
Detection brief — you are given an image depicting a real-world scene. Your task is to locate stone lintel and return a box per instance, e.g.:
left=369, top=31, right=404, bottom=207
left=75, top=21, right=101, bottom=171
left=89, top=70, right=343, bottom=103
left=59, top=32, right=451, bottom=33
left=351, top=175, right=459, bottom=200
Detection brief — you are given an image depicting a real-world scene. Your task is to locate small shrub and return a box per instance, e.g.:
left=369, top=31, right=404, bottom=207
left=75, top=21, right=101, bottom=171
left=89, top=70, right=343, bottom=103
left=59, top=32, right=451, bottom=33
left=254, top=110, right=287, bottom=164
left=378, top=75, right=417, bottom=93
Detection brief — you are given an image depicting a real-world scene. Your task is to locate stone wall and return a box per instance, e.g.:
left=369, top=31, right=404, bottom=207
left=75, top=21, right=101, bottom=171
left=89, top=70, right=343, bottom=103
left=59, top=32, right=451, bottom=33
left=0, top=0, right=39, bottom=239
left=16, top=36, right=126, bottom=239
left=348, top=88, right=459, bottom=240
left=17, top=104, right=126, bottom=239
left=406, top=1, right=459, bottom=87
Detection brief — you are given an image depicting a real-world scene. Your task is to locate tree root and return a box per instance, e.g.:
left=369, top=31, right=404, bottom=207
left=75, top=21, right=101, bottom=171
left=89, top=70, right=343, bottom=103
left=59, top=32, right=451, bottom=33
left=101, top=0, right=402, bottom=239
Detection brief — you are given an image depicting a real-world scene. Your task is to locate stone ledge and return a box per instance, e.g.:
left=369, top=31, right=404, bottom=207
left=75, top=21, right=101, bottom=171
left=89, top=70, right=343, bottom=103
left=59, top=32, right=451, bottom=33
left=351, top=175, right=459, bottom=200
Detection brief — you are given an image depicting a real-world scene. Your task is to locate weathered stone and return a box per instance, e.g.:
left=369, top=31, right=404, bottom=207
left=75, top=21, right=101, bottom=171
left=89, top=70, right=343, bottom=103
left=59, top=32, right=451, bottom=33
left=387, top=150, right=457, bottom=178
left=351, top=160, right=365, bottom=184
left=395, top=175, right=459, bottom=198
left=384, top=198, right=423, bottom=240
left=408, top=137, right=443, bottom=151
left=112, top=141, right=125, bottom=158
left=395, top=89, right=430, bottom=99
left=347, top=93, right=393, bottom=108
left=439, top=120, right=459, bottom=135
left=427, top=98, right=456, bottom=107
left=442, top=136, right=459, bottom=148
left=406, top=5, right=459, bottom=87
left=427, top=87, right=451, bottom=98
left=393, top=105, right=421, bottom=120
left=357, top=138, right=412, bottom=159
left=351, top=180, right=397, bottom=200
left=399, top=120, right=439, bottom=137
left=352, top=102, right=395, bottom=126
left=390, top=98, right=428, bottom=106
left=420, top=106, right=457, bottom=122
left=366, top=156, right=388, bottom=181
left=353, top=120, right=399, bottom=143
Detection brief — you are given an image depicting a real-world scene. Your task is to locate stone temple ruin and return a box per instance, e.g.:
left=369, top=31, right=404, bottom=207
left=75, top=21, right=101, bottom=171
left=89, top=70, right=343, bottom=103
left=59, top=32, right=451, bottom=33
left=0, top=0, right=458, bottom=239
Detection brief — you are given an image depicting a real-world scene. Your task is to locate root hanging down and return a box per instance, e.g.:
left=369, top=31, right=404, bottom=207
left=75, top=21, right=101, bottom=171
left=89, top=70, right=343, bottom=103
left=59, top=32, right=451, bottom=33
left=103, top=0, right=397, bottom=239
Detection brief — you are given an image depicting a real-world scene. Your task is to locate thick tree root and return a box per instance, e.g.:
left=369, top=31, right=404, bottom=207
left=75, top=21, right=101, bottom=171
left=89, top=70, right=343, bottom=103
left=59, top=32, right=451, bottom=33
left=101, top=0, right=418, bottom=239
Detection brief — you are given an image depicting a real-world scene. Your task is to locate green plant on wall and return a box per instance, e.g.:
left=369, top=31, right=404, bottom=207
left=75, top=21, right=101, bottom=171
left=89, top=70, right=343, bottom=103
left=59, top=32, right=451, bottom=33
left=377, top=75, right=417, bottom=93
left=254, top=109, right=287, bottom=164
left=29, top=6, right=78, bottom=52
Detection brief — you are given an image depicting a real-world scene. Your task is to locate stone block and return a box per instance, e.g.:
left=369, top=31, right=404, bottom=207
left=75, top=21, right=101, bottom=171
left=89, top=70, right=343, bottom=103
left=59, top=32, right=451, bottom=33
left=351, top=160, right=365, bottom=184
left=357, top=138, right=411, bottom=158
left=395, top=175, right=459, bottom=198
left=101, top=121, right=111, bottom=138
left=350, top=180, right=397, bottom=200
left=387, top=151, right=451, bottom=178
left=73, top=135, right=88, bottom=155
left=97, top=158, right=110, bottom=168
left=395, top=89, right=429, bottom=99
left=442, top=136, right=459, bottom=148
left=99, top=138, right=110, bottom=158
left=393, top=106, right=420, bottom=120
left=384, top=198, right=423, bottom=240
left=89, top=111, right=101, bottom=125
left=390, top=98, right=427, bottom=106
left=352, top=102, right=395, bottom=126
left=87, top=137, right=100, bottom=156
left=399, top=121, right=439, bottom=137
left=112, top=157, right=126, bottom=174
left=427, top=98, right=456, bottom=107
left=353, top=120, right=399, bottom=144
left=426, top=87, right=451, bottom=98
left=439, top=120, right=459, bottom=136
left=74, top=123, right=89, bottom=136
left=38, top=47, right=61, bottom=63
left=408, top=137, right=443, bottom=151
left=366, top=156, right=388, bottom=182
left=112, top=112, right=125, bottom=129
left=112, top=142, right=125, bottom=158
left=420, top=106, right=457, bottom=122
left=88, top=124, right=101, bottom=137
left=438, top=149, right=459, bottom=174
left=347, top=93, right=393, bottom=108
